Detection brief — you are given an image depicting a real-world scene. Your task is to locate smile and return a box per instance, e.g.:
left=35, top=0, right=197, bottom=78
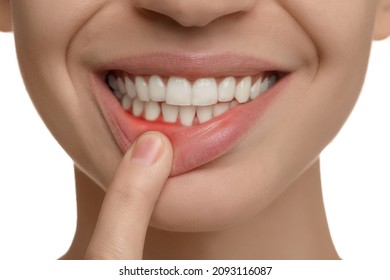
left=107, top=72, right=279, bottom=126
left=91, top=53, right=291, bottom=176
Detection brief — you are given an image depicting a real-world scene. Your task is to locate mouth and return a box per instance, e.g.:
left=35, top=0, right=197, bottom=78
left=91, top=53, right=291, bottom=176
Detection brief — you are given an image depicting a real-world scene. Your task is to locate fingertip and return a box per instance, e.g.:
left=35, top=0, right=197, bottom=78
left=130, top=132, right=163, bottom=166
left=158, top=132, right=174, bottom=161
left=130, top=131, right=173, bottom=166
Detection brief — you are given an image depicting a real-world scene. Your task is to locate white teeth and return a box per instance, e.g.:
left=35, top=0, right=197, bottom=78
left=218, top=77, right=236, bottom=102
left=161, top=103, right=179, bottom=123
left=132, top=98, right=144, bottom=117
left=197, top=106, right=213, bottom=123
left=192, top=78, right=218, bottom=106
left=213, top=103, right=230, bottom=117
left=166, top=77, right=192, bottom=106
left=135, top=76, right=150, bottom=102
left=125, top=77, right=137, bottom=99
left=112, top=73, right=280, bottom=125
left=235, top=76, right=251, bottom=103
left=149, top=75, right=166, bottom=102
left=117, top=77, right=126, bottom=94
left=108, top=75, right=119, bottom=90
left=259, top=77, right=269, bottom=95
left=250, top=78, right=262, bottom=100
left=179, top=106, right=196, bottom=126
left=144, top=101, right=161, bottom=121
left=121, top=95, right=132, bottom=110
left=230, top=100, right=239, bottom=109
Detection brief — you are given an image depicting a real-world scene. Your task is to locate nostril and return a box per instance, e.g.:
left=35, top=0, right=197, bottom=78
left=135, top=7, right=186, bottom=28
left=135, top=6, right=220, bottom=28
left=132, top=0, right=256, bottom=28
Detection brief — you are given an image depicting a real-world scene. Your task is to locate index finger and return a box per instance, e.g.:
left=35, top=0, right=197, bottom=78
left=85, top=132, right=173, bottom=259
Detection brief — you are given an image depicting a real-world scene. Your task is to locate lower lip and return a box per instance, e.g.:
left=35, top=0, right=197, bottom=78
left=91, top=73, right=290, bottom=176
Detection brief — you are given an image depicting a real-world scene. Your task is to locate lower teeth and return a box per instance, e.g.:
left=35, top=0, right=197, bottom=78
left=107, top=73, right=279, bottom=126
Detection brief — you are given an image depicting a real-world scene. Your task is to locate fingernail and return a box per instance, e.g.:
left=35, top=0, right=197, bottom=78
left=130, top=133, right=162, bottom=166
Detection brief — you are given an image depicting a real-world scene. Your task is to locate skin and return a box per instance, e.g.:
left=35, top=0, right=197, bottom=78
left=1, top=0, right=390, bottom=259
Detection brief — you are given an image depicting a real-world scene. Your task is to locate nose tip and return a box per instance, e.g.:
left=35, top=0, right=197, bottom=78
left=133, top=0, right=256, bottom=27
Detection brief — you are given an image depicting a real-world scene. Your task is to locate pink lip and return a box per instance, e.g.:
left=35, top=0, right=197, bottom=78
left=90, top=53, right=291, bottom=176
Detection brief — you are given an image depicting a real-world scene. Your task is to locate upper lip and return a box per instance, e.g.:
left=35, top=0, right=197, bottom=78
left=94, top=52, right=290, bottom=79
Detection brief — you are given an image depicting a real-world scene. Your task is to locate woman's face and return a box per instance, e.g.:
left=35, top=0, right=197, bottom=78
left=9, top=0, right=383, bottom=231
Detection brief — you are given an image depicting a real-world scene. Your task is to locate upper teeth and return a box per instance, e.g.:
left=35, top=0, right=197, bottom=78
left=107, top=73, right=278, bottom=126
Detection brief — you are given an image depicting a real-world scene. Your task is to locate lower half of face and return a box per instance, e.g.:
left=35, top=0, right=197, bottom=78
left=11, top=0, right=377, bottom=231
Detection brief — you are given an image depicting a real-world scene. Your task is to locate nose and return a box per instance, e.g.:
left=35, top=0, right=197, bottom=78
left=133, top=0, right=256, bottom=27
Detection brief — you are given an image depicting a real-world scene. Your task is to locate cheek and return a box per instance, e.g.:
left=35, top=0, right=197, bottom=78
left=272, top=1, right=376, bottom=174
left=11, top=2, right=122, bottom=189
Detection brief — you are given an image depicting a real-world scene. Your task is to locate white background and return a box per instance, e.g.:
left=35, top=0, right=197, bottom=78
left=0, top=32, right=389, bottom=260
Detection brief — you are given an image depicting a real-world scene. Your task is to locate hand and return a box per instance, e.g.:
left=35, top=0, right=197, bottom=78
left=85, top=132, right=173, bottom=259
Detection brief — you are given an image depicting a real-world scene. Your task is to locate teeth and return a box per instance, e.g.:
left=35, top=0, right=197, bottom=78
left=235, top=76, right=251, bottom=103
left=192, top=78, right=218, bottom=106
left=213, top=103, right=230, bottom=117
left=250, top=78, right=262, bottom=100
left=144, top=101, right=161, bottom=121
left=132, top=98, right=144, bottom=117
left=121, top=95, right=132, bottom=110
left=117, top=77, right=126, bottom=94
left=197, top=106, right=213, bottom=123
left=125, top=77, right=137, bottom=99
left=110, top=72, right=280, bottom=126
left=268, top=74, right=278, bottom=88
left=230, top=100, right=239, bottom=109
left=108, top=74, right=119, bottom=90
left=166, top=77, right=192, bottom=106
left=149, top=75, right=166, bottom=102
left=259, top=77, right=269, bottom=95
left=218, top=77, right=236, bottom=102
left=179, top=106, right=196, bottom=126
left=114, top=90, right=124, bottom=100
left=135, top=77, right=150, bottom=102
left=161, top=103, right=179, bottom=123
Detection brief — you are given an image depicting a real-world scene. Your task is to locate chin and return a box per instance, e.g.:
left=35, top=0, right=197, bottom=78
left=146, top=155, right=282, bottom=232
